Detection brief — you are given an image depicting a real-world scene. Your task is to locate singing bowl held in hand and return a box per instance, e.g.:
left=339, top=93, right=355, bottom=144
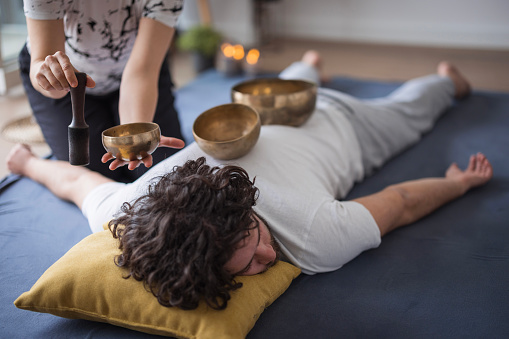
left=102, top=122, right=160, bottom=161
left=193, top=103, right=261, bottom=160
left=231, top=78, right=317, bottom=127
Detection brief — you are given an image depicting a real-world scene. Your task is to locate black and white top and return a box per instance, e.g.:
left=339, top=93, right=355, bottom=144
left=24, top=0, right=183, bottom=95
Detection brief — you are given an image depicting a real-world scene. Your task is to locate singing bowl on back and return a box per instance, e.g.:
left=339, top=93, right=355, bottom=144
left=102, top=122, right=160, bottom=161
left=193, top=103, right=261, bottom=160
left=231, top=78, right=317, bottom=127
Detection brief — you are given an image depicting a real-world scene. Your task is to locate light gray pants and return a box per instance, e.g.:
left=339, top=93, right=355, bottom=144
left=279, top=62, right=455, bottom=175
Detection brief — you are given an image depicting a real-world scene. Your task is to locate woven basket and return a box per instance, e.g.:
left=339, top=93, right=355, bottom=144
left=1, top=115, right=46, bottom=144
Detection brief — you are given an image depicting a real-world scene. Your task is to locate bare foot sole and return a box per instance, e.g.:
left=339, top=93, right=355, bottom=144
left=446, top=152, right=493, bottom=190
left=437, top=61, right=471, bottom=99
left=6, top=144, right=36, bottom=176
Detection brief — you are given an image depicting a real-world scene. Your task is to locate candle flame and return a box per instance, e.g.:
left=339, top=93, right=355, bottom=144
left=246, top=49, right=260, bottom=65
left=233, top=44, right=245, bottom=60
left=221, top=43, right=234, bottom=58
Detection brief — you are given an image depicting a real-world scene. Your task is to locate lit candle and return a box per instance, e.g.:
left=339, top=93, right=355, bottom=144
left=217, top=43, right=242, bottom=76
left=221, top=43, right=234, bottom=58
left=243, top=48, right=260, bottom=76
left=233, top=44, right=245, bottom=61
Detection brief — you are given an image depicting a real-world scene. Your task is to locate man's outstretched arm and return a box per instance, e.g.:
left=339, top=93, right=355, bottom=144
left=353, top=153, right=493, bottom=236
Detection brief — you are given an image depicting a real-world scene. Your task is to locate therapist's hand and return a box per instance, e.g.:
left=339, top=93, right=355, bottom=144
left=31, top=51, right=96, bottom=98
left=101, top=135, right=185, bottom=171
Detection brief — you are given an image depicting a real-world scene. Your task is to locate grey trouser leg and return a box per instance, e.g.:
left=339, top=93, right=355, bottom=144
left=279, top=61, right=321, bottom=85
left=320, top=76, right=455, bottom=175
left=279, top=61, right=455, bottom=176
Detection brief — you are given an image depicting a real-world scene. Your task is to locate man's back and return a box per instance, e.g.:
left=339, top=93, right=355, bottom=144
left=121, top=97, right=379, bottom=274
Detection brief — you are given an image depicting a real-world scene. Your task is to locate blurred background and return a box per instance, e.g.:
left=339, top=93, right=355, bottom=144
left=1, top=0, right=508, bottom=177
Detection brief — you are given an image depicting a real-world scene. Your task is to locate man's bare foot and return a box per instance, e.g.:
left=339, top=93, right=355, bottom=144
left=301, top=50, right=331, bottom=82
left=6, top=144, right=36, bottom=176
left=446, top=153, right=493, bottom=193
left=437, top=61, right=471, bottom=99
left=302, top=50, right=321, bottom=69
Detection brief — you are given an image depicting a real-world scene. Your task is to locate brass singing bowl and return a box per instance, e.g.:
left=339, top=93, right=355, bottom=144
left=102, top=122, right=160, bottom=161
left=231, top=78, right=317, bottom=126
left=193, top=103, right=261, bottom=160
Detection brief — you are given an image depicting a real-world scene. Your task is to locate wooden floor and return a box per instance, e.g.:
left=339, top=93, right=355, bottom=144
left=2, top=39, right=509, bottom=178
left=252, top=38, right=509, bottom=93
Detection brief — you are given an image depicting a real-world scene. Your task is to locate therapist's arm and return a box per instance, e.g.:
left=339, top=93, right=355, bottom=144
left=103, top=17, right=184, bottom=171
left=26, top=17, right=95, bottom=99
left=117, top=17, right=175, bottom=124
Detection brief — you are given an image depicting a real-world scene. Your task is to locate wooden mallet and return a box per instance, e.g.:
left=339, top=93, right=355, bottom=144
left=68, top=72, right=89, bottom=166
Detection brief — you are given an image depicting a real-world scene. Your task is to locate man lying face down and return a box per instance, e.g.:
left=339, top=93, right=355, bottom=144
left=109, top=158, right=281, bottom=310
left=7, top=51, right=493, bottom=310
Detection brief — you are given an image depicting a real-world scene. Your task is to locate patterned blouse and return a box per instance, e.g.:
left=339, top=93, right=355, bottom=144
left=24, top=0, right=183, bottom=95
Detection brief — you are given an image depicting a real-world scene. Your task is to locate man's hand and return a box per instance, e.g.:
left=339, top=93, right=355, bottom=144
left=101, top=135, right=185, bottom=171
left=445, top=153, right=493, bottom=193
left=354, top=153, right=493, bottom=236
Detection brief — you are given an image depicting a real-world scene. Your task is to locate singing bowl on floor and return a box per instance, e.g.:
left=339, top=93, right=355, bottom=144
left=102, top=122, right=160, bottom=161
left=231, top=78, right=317, bottom=126
left=193, top=103, right=261, bottom=160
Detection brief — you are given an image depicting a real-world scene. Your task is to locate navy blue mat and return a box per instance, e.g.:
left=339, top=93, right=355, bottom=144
left=1, top=70, right=508, bottom=338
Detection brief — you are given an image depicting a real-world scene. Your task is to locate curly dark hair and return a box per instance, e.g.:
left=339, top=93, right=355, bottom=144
left=108, top=157, right=259, bottom=310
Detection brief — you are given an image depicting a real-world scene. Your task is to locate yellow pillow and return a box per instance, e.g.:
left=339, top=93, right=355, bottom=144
left=14, top=230, right=300, bottom=338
